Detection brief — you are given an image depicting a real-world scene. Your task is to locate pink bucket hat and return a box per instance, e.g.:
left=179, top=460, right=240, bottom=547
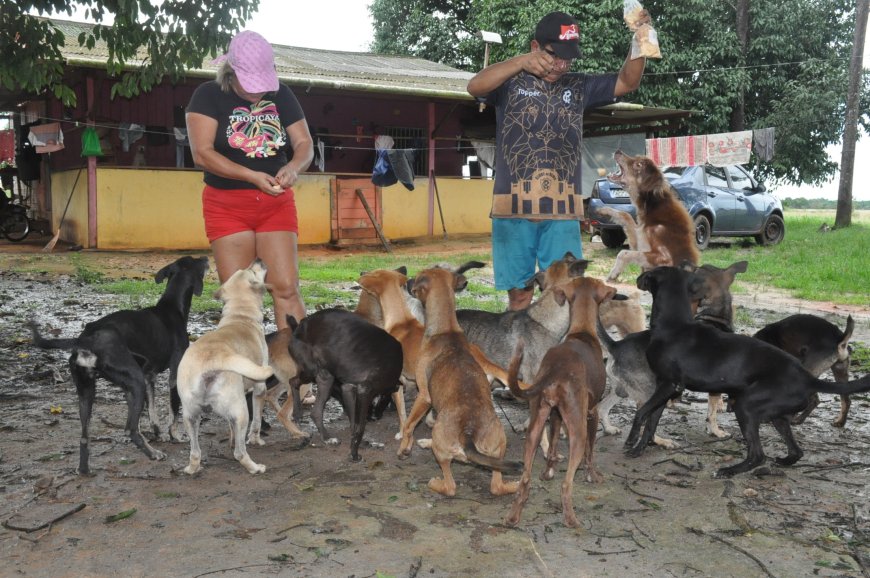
left=216, top=31, right=279, bottom=93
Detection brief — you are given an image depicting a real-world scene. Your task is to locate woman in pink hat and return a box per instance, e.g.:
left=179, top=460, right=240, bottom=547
left=187, top=30, right=313, bottom=327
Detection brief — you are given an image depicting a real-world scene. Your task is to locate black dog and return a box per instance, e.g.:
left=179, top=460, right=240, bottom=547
left=625, top=266, right=870, bottom=478
left=29, top=256, right=209, bottom=474
left=289, top=308, right=403, bottom=462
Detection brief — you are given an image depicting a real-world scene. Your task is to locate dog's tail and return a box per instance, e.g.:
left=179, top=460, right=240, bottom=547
left=28, top=321, right=79, bottom=350
left=202, top=354, right=274, bottom=382
left=505, top=340, right=533, bottom=399
left=596, top=316, right=617, bottom=353
left=464, top=444, right=523, bottom=474
left=812, top=373, right=870, bottom=396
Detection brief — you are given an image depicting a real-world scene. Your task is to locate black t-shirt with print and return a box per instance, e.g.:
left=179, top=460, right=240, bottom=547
left=484, top=71, right=617, bottom=219
left=187, top=81, right=306, bottom=189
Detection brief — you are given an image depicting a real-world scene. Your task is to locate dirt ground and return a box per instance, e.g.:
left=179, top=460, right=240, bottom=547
left=1, top=233, right=869, bottom=578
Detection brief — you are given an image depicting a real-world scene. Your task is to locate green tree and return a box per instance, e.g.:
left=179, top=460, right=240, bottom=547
left=372, top=0, right=870, bottom=188
left=0, top=0, right=259, bottom=106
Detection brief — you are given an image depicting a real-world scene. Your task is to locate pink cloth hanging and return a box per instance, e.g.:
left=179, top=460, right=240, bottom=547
left=645, top=135, right=706, bottom=167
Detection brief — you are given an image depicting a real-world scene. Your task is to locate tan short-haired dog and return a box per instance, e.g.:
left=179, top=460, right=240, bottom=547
left=177, top=259, right=274, bottom=475
left=504, top=276, right=616, bottom=528
left=600, top=150, right=699, bottom=282
left=397, top=264, right=520, bottom=497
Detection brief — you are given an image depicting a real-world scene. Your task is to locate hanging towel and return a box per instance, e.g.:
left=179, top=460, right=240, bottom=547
left=0, top=130, right=14, bottom=165
left=313, top=139, right=326, bottom=172
left=706, top=130, right=753, bottom=166
left=752, top=127, right=775, bottom=161
left=645, top=135, right=706, bottom=167
left=471, top=140, right=496, bottom=171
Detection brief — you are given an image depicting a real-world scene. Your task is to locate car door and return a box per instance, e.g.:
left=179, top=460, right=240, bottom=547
left=702, top=165, right=737, bottom=231
left=725, top=165, right=767, bottom=232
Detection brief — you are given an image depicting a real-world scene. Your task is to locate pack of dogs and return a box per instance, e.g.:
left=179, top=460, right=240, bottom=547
left=28, top=152, right=866, bottom=528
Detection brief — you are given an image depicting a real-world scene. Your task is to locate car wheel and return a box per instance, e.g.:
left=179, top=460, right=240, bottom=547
left=599, top=228, right=626, bottom=249
left=693, top=214, right=711, bottom=250
left=755, top=214, right=785, bottom=246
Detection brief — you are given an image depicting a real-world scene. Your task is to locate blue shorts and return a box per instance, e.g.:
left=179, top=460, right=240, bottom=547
left=491, top=218, right=583, bottom=291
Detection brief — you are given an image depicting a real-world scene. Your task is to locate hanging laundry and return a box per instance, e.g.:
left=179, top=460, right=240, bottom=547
left=752, top=127, right=775, bottom=162
left=386, top=149, right=416, bottom=191
left=706, top=130, right=752, bottom=166
left=118, top=123, right=145, bottom=152
left=28, top=123, right=64, bottom=154
left=0, top=130, right=14, bottom=165
left=174, top=128, right=189, bottom=168
left=313, top=139, right=326, bottom=172
left=646, top=135, right=706, bottom=167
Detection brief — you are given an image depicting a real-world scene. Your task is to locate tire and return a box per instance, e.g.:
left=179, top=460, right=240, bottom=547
left=1, top=211, right=30, bottom=242
left=599, top=228, right=626, bottom=249
left=693, top=214, right=711, bottom=251
left=755, top=214, right=785, bottom=246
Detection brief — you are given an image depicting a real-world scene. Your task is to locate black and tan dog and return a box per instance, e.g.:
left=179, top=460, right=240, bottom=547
left=599, top=150, right=699, bottom=282
left=397, top=263, right=520, bottom=497
left=755, top=314, right=854, bottom=427
left=29, top=255, right=209, bottom=474
left=504, top=275, right=616, bottom=528
left=625, top=266, right=870, bottom=478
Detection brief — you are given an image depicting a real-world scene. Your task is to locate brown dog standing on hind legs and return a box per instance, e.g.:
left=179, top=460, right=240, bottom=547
left=397, top=263, right=520, bottom=497
left=177, top=259, right=274, bottom=475
left=600, top=149, right=699, bottom=282
left=503, top=276, right=616, bottom=528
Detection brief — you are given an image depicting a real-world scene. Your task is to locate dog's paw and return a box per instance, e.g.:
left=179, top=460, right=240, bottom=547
left=416, top=438, right=432, bottom=449
left=602, top=425, right=622, bottom=436
left=653, top=435, right=679, bottom=449
left=151, top=449, right=167, bottom=461
left=325, top=437, right=340, bottom=446
left=183, top=464, right=202, bottom=475
left=394, top=431, right=403, bottom=441
left=707, top=426, right=730, bottom=439
left=248, top=463, right=266, bottom=474
left=247, top=435, right=266, bottom=447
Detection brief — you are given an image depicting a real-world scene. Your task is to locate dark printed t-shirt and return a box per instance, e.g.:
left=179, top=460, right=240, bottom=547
left=485, top=71, right=617, bottom=219
left=187, top=81, right=306, bottom=189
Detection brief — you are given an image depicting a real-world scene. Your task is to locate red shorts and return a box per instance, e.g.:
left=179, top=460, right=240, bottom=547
left=202, top=185, right=299, bottom=242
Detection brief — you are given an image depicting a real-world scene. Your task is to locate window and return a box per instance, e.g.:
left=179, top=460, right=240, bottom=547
left=383, top=126, right=425, bottom=175
left=705, top=165, right=728, bottom=187
left=726, top=165, right=753, bottom=190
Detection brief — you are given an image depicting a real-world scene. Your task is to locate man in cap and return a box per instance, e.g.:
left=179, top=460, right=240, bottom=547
left=468, top=11, right=649, bottom=310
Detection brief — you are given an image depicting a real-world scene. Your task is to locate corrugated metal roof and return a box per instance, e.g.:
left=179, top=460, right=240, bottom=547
left=50, top=18, right=476, bottom=100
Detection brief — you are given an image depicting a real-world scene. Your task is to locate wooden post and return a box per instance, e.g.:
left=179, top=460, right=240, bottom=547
left=355, top=188, right=391, bottom=253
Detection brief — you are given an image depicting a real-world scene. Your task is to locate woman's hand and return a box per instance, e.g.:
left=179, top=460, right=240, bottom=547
left=275, top=163, right=300, bottom=188
left=251, top=171, right=285, bottom=196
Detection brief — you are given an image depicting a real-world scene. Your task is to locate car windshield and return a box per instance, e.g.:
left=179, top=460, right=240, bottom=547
left=663, top=166, right=698, bottom=187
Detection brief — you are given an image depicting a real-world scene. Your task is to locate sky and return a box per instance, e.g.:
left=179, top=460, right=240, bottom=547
left=37, top=1, right=870, bottom=200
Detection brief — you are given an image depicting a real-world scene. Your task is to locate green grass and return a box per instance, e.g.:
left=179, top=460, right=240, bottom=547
left=593, top=212, right=870, bottom=306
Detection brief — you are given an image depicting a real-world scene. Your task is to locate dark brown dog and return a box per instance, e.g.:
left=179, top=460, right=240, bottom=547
left=503, top=275, right=616, bottom=528
left=600, top=150, right=699, bottom=282
left=397, top=263, right=520, bottom=497
left=626, top=266, right=870, bottom=478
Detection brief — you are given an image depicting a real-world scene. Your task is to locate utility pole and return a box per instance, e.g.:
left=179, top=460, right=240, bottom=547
left=835, top=0, right=868, bottom=228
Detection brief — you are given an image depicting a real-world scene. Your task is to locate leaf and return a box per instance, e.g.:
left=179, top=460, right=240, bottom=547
left=376, top=572, right=396, bottom=578
left=268, top=553, right=291, bottom=562
left=637, top=499, right=661, bottom=511
left=388, top=495, right=399, bottom=503
left=49, top=405, right=63, bottom=414
left=105, top=508, right=137, bottom=523
left=154, top=491, right=180, bottom=499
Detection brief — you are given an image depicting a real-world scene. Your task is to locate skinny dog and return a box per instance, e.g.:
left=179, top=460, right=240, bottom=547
left=29, top=255, right=209, bottom=474
left=176, top=259, right=274, bottom=475
left=398, top=264, right=520, bottom=497
left=504, top=276, right=616, bottom=528
left=626, top=266, right=870, bottom=478
left=600, top=150, right=699, bottom=282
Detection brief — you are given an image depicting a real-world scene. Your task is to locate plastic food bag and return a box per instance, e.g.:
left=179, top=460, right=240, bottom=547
left=624, top=0, right=661, bottom=59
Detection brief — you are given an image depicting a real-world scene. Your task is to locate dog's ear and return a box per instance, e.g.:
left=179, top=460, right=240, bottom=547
left=611, top=292, right=629, bottom=301
left=409, top=274, right=428, bottom=301
left=154, top=261, right=175, bottom=284
left=561, top=251, right=576, bottom=262
left=530, top=271, right=546, bottom=291
left=553, top=284, right=568, bottom=306
left=395, top=265, right=408, bottom=275
left=455, top=261, right=485, bottom=276
left=568, top=259, right=590, bottom=277
left=599, top=282, right=618, bottom=303
left=636, top=271, right=653, bottom=292
left=286, top=314, right=299, bottom=331
left=729, top=260, right=749, bottom=275
left=453, top=273, right=468, bottom=293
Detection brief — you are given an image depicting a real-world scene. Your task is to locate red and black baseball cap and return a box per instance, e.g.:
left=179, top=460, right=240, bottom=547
left=534, top=11, right=581, bottom=60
